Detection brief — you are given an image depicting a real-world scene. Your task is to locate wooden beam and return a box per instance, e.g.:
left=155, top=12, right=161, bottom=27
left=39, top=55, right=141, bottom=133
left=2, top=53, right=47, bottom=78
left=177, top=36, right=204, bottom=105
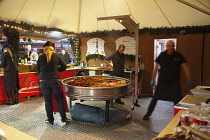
left=97, top=15, right=137, bottom=26
left=177, top=0, right=210, bottom=15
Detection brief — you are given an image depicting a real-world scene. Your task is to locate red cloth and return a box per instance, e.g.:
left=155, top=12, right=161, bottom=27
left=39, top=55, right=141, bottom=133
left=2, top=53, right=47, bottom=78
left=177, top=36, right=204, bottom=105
left=52, top=87, right=69, bottom=112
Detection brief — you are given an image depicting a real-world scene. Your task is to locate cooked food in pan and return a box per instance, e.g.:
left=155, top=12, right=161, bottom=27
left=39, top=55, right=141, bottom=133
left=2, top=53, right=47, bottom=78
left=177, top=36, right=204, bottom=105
left=84, top=67, right=111, bottom=70
left=96, top=67, right=111, bottom=70
left=66, top=76, right=128, bottom=87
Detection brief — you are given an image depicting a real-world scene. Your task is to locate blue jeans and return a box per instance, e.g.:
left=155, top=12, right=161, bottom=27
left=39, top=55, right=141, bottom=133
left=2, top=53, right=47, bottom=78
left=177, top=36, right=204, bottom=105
left=40, top=80, right=67, bottom=122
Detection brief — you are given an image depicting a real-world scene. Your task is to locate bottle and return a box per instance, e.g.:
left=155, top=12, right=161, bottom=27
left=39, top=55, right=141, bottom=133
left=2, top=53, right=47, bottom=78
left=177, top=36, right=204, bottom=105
left=180, top=111, right=190, bottom=126
left=190, top=119, right=199, bottom=130
left=24, top=58, right=28, bottom=64
left=80, top=62, right=84, bottom=68
left=21, top=59, right=24, bottom=64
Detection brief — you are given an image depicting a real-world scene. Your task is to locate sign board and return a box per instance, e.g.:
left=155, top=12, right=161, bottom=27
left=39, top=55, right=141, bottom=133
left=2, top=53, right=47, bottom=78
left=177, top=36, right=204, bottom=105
left=86, top=38, right=105, bottom=55
left=52, top=41, right=60, bottom=49
left=115, top=36, right=136, bottom=55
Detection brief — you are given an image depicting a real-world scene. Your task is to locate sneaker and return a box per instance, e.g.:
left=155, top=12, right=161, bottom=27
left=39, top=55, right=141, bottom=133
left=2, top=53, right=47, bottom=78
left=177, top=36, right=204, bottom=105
left=45, top=119, right=54, bottom=125
left=61, top=118, right=71, bottom=123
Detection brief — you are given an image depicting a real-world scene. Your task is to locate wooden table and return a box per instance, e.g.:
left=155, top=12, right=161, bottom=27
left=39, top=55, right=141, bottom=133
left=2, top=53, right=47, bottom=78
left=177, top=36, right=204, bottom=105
left=0, top=122, right=38, bottom=140
left=156, top=110, right=183, bottom=138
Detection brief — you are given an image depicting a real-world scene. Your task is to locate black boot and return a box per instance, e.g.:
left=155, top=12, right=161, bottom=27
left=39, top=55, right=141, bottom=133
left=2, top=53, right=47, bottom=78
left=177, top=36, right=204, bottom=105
left=143, top=98, right=158, bottom=120
left=143, top=113, right=151, bottom=120
left=14, top=90, right=19, bottom=104
left=115, top=98, right=124, bottom=105
left=5, top=91, right=14, bottom=105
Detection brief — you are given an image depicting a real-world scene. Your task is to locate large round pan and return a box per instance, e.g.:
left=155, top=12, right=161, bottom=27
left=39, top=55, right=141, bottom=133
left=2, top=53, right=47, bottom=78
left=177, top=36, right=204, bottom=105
left=62, top=75, right=131, bottom=101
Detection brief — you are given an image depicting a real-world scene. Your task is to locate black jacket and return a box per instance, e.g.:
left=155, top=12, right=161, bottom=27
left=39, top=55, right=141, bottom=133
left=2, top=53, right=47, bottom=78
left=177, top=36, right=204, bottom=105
left=0, top=52, right=18, bottom=72
left=112, top=51, right=125, bottom=77
left=156, top=51, right=186, bottom=82
left=60, top=52, right=70, bottom=64
left=37, top=53, right=67, bottom=80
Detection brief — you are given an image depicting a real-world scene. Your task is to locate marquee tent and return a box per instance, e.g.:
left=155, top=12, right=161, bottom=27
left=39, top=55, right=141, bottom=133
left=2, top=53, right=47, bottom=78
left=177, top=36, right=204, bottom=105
left=0, top=0, right=209, bottom=40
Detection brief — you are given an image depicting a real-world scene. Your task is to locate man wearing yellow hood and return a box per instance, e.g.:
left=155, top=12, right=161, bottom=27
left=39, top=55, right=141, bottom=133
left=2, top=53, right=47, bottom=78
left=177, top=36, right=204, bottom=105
left=37, top=41, right=70, bottom=125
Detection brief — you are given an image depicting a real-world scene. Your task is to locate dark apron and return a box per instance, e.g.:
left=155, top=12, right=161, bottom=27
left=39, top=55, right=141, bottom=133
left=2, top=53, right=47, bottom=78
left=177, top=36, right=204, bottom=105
left=153, top=80, right=182, bottom=104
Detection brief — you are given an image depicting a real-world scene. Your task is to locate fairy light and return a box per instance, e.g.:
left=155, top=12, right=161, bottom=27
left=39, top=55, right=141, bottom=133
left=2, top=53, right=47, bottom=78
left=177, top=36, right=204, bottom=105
left=0, top=23, right=77, bottom=39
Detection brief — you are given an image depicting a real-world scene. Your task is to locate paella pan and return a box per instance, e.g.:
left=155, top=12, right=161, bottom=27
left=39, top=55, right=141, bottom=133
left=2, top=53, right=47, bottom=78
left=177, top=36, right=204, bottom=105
left=62, top=75, right=131, bottom=101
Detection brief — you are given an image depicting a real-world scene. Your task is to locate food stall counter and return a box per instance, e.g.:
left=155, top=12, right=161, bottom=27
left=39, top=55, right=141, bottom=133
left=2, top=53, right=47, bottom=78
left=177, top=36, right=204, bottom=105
left=0, top=70, right=76, bottom=105
left=174, top=86, right=210, bottom=115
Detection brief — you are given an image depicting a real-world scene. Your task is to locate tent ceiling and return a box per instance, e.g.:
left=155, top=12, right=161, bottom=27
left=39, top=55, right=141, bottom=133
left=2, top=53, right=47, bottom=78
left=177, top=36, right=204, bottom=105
left=0, top=0, right=209, bottom=40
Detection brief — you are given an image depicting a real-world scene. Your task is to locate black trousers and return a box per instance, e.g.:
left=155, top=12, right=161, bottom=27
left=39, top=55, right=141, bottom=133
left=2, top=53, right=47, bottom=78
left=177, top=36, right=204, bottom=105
left=40, top=80, right=67, bottom=122
left=146, top=80, right=182, bottom=116
left=146, top=97, right=180, bottom=116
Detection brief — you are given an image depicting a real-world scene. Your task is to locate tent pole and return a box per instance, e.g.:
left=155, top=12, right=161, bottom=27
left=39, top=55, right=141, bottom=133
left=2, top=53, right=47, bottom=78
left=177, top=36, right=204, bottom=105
left=177, top=0, right=210, bottom=15
left=98, top=15, right=140, bottom=107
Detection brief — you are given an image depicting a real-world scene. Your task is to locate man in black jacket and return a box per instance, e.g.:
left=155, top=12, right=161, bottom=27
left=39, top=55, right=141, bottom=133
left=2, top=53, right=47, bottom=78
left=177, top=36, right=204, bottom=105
left=143, top=40, right=194, bottom=120
left=60, top=49, right=70, bottom=64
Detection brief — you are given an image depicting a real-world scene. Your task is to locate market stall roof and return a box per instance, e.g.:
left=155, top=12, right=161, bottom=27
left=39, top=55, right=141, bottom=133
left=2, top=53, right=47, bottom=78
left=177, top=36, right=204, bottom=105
left=0, top=0, right=209, bottom=40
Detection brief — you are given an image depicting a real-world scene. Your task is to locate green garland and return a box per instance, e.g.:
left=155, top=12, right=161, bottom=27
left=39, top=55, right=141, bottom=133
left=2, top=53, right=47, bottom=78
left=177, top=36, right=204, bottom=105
left=86, top=54, right=105, bottom=62
left=70, top=36, right=81, bottom=65
left=1, top=20, right=209, bottom=38
left=85, top=54, right=135, bottom=62
left=79, top=29, right=129, bottom=38
left=79, top=25, right=210, bottom=37
left=124, top=54, right=135, bottom=61
left=0, top=20, right=76, bottom=36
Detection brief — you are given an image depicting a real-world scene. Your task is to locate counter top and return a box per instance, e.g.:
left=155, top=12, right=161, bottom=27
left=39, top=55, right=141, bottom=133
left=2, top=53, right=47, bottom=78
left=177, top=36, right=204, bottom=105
left=155, top=110, right=183, bottom=138
left=0, top=69, right=78, bottom=76
left=0, top=121, right=38, bottom=140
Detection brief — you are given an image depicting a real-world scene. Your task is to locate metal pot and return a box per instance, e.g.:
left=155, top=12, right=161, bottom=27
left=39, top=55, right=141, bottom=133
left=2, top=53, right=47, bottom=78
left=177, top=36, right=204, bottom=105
left=62, top=75, right=131, bottom=101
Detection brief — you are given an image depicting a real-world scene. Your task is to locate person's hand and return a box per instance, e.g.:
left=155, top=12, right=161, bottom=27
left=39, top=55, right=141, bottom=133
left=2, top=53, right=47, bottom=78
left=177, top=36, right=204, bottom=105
left=187, top=81, right=195, bottom=86
left=150, top=80, right=156, bottom=86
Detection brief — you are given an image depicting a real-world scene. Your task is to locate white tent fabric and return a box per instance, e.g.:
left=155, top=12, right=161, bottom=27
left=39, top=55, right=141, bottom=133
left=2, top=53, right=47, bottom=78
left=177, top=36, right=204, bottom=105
left=0, top=0, right=209, bottom=34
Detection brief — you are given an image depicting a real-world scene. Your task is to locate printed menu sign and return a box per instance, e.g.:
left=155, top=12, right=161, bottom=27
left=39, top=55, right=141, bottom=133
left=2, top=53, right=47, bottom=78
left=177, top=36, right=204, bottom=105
left=115, top=36, right=136, bottom=55
left=86, top=38, right=105, bottom=55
